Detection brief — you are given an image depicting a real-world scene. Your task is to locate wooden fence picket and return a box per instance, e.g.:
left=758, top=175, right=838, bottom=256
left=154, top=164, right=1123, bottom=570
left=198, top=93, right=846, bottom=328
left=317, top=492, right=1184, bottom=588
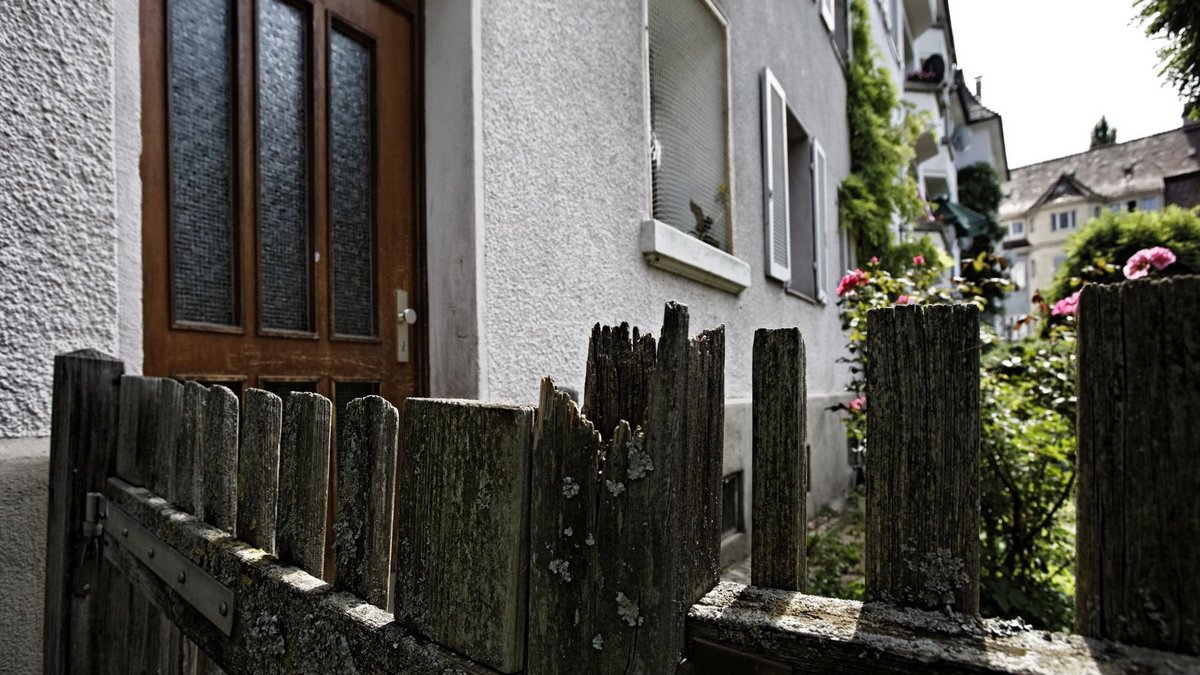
left=275, top=391, right=332, bottom=577
left=43, top=350, right=124, bottom=675
left=202, top=385, right=240, bottom=534
left=236, top=389, right=283, bottom=553
left=527, top=303, right=725, bottom=674
left=333, top=395, right=399, bottom=610
left=395, top=399, right=534, bottom=673
left=526, top=379, right=604, bottom=674
left=1076, top=277, right=1200, bottom=654
left=751, top=327, right=807, bottom=592
left=680, top=326, right=725, bottom=605
left=865, top=304, right=981, bottom=614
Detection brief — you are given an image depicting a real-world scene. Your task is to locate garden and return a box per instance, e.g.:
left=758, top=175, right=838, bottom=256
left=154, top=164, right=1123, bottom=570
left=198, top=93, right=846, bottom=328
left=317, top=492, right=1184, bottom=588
left=820, top=0, right=1200, bottom=632
left=815, top=206, right=1198, bottom=631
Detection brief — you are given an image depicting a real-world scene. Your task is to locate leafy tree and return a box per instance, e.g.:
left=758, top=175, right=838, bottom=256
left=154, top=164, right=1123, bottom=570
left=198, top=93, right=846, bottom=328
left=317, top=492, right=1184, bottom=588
left=1089, top=116, right=1118, bottom=148
left=1047, top=205, right=1200, bottom=301
left=839, top=0, right=927, bottom=264
left=1137, top=0, right=1200, bottom=118
left=957, top=163, right=1009, bottom=316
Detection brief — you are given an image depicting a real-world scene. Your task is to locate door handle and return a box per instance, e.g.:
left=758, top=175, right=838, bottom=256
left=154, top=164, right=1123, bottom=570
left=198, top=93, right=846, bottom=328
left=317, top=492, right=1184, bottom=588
left=396, top=290, right=415, bottom=363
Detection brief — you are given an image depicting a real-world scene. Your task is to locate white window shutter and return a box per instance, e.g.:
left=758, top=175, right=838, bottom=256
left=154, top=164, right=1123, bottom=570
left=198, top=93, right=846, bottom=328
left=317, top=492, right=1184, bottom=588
left=762, top=68, right=790, bottom=282
left=812, top=140, right=828, bottom=302
left=821, top=0, right=836, bottom=31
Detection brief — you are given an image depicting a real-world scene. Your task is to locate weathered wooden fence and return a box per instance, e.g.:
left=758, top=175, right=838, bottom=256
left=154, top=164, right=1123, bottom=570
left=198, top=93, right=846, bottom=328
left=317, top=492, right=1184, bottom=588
left=43, top=280, right=1200, bottom=674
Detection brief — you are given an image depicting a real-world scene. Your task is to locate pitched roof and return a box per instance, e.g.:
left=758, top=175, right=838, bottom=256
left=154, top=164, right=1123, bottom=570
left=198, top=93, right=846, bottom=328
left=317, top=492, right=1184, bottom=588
left=1001, top=124, right=1200, bottom=218
left=954, top=71, right=998, bottom=124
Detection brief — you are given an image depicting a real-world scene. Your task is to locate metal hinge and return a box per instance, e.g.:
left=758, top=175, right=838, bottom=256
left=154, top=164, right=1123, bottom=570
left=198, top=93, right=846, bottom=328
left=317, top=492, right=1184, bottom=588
left=94, top=494, right=236, bottom=635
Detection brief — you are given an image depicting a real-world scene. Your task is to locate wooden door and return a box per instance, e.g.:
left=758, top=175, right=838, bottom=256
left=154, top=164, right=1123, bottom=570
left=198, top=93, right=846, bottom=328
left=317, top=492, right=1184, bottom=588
left=141, top=0, right=423, bottom=412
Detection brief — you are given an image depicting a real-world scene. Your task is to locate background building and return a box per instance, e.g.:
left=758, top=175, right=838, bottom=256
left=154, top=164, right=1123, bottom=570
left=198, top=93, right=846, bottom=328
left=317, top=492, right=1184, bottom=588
left=999, top=120, right=1200, bottom=332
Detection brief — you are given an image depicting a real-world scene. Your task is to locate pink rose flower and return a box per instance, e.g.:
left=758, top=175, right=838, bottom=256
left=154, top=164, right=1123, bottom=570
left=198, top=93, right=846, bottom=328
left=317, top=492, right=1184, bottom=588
left=913, top=255, right=925, bottom=266
left=1123, top=246, right=1176, bottom=280
left=896, top=294, right=910, bottom=305
left=848, top=396, right=866, bottom=413
left=1051, top=290, right=1081, bottom=317
left=869, top=256, right=880, bottom=265
left=837, top=269, right=870, bottom=297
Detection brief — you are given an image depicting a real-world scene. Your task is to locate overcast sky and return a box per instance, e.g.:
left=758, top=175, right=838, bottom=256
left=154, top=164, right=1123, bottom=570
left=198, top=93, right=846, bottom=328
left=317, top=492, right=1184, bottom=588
left=948, top=0, right=1187, bottom=170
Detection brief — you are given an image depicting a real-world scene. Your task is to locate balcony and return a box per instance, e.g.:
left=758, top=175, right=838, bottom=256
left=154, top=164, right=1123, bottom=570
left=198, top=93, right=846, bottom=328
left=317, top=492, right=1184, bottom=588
left=904, top=0, right=937, bottom=36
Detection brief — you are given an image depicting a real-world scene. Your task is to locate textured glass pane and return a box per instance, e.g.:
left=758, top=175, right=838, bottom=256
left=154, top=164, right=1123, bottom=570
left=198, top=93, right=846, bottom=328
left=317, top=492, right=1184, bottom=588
left=170, top=0, right=237, bottom=325
left=259, top=380, right=317, bottom=400
left=258, top=0, right=312, bottom=332
left=334, top=381, right=379, bottom=417
left=648, top=0, right=729, bottom=250
left=329, top=29, right=376, bottom=337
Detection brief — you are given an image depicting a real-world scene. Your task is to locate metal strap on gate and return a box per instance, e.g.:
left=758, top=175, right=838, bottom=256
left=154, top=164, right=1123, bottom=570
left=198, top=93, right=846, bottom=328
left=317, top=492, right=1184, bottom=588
left=91, top=493, right=236, bottom=635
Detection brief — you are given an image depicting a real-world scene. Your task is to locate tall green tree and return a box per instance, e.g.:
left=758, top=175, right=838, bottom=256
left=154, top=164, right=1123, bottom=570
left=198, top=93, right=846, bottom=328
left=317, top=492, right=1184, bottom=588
left=1090, top=116, right=1117, bottom=148
left=1136, top=0, right=1200, bottom=118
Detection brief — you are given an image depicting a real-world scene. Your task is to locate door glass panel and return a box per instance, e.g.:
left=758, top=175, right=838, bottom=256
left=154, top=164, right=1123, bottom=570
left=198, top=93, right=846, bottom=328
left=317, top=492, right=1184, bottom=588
left=334, top=381, right=380, bottom=417
left=334, top=380, right=380, bottom=453
left=257, top=0, right=313, bottom=332
left=169, top=0, right=237, bottom=326
left=259, top=379, right=318, bottom=400
left=328, top=27, right=377, bottom=337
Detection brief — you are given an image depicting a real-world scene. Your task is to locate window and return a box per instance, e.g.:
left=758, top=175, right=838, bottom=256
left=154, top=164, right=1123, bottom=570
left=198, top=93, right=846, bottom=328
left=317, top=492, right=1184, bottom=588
left=1141, top=196, right=1161, bottom=211
left=1008, top=221, right=1025, bottom=237
left=1050, top=210, right=1076, bottom=232
left=1011, top=259, right=1027, bottom=290
left=1128, top=200, right=1137, bottom=212
left=1094, top=206, right=1102, bottom=219
left=820, top=0, right=836, bottom=31
left=762, top=68, right=828, bottom=301
left=878, top=0, right=901, bottom=61
left=648, top=0, right=731, bottom=251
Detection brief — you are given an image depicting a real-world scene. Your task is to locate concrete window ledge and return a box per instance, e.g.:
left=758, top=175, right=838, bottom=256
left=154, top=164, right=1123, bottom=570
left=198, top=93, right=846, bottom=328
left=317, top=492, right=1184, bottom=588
left=640, top=219, right=752, bottom=294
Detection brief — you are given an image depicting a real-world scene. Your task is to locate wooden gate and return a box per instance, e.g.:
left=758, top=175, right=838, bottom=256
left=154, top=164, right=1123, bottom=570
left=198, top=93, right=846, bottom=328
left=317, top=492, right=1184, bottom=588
left=43, top=281, right=1200, bottom=673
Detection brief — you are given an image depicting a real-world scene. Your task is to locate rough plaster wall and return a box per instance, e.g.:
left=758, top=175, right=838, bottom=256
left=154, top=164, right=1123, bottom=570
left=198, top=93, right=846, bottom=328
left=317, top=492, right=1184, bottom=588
left=479, top=0, right=852, bottom=407
left=114, top=0, right=144, bottom=376
left=0, top=438, right=50, bottom=674
left=0, top=0, right=119, bottom=437
left=425, top=0, right=487, bottom=398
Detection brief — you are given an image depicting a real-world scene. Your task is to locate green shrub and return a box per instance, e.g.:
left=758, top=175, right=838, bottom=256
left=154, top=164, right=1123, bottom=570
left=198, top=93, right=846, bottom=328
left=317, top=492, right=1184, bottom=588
left=979, top=330, right=1077, bottom=631
left=1047, top=205, right=1200, bottom=301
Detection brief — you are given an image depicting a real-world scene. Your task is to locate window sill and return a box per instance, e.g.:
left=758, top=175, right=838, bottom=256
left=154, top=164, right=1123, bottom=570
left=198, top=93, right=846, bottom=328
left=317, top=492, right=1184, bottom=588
left=786, top=286, right=827, bottom=306
left=640, top=219, right=751, bottom=294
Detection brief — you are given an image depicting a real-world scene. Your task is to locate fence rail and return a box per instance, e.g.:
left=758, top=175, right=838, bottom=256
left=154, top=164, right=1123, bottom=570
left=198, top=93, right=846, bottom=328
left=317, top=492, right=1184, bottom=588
left=43, top=279, right=1200, bottom=673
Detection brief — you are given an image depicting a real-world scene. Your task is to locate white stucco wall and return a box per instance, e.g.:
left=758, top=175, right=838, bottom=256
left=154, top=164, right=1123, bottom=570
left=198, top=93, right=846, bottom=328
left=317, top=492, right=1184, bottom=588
left=1, top=0, right=121, bottom=437
left=0, top=0, right=141, bottom=664
left=476, top=0, right=853, bottom=409
left=0, top=438, right=49, bottom=674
